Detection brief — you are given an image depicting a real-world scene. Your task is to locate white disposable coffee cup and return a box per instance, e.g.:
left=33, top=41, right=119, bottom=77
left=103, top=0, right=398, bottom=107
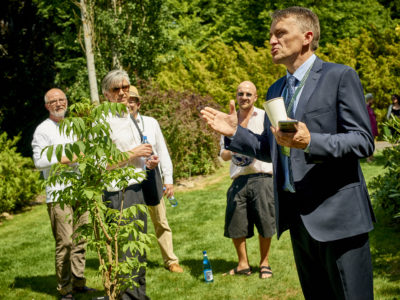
left=263, top=97, right=288, bottom=128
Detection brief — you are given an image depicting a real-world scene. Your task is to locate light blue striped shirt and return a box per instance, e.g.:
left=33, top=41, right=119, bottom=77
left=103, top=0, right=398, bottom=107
left=285, top=54, right=317, bottom=115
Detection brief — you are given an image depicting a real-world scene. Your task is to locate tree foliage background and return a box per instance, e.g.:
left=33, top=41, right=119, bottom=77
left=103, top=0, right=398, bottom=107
left=1, top=0, right=400, bottom=171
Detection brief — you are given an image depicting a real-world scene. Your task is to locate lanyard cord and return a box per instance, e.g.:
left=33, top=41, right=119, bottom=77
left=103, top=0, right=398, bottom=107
left=284, top=62, right=314, bottom=116
left=130, top=114, right=145, bottom=143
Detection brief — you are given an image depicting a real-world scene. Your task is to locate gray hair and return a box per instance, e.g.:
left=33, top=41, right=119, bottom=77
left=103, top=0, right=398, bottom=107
left=101, top=69, right=130, bottom=95
left=271, top=6, right=320, bottom=51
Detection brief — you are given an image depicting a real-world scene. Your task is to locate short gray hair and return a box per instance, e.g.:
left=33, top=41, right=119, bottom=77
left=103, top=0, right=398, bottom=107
left=101, top=69, right=130, bottom=95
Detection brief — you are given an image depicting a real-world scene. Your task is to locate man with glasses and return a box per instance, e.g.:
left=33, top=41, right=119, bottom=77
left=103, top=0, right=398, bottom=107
left=32, top=88, right=95, bottom=300
left=127, top=85, right=184, bottom=274
left=102, top=69, right=157, bottom=300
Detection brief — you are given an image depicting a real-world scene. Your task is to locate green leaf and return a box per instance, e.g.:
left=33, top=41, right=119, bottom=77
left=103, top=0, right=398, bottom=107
left=83, top=190, right=94, bottom=199
left=72, top=142, right=81, bottom=157
left=65, top=143, right=74, bottom=161
left=77, top=118, right=86, bottom=133
left=75, top=140, right=85, bottom=154
left=46, top=145, right=54, bottom=162
left=55, top=144, right=63, bottom=162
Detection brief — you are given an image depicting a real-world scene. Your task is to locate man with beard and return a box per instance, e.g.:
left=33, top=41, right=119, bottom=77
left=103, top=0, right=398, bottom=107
left=220, top=81, right=275, bottom=279
left=32, top=88, right=95, bottom=300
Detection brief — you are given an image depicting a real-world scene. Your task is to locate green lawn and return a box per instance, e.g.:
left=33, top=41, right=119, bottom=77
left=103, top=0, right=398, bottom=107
left=0, top=152, right=399, bottom=299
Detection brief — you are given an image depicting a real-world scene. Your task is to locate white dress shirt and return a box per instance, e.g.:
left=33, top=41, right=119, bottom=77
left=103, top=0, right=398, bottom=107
left=32, top=118, right=76, bottom=203
left=135, top=113, right=173, bottom=185
left=106, top=112, right=145, bottom=191
left=220, top=107, right=273, bottom=179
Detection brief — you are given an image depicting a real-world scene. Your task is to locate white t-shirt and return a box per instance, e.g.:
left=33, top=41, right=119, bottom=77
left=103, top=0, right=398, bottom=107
left=220, top=107, right=273, bottom=179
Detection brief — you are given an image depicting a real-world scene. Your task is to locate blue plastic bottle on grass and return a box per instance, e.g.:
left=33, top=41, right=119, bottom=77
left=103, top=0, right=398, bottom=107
left=203, top=250, right=214, bottom=283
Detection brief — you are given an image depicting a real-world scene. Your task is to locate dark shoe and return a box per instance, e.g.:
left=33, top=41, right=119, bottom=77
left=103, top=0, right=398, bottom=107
left=223, top=267, right=252, bottom=276
left=259, top=265, right=273, bottom=279
left=73, top=285, right=97, bottom=293
left=60, top=293, right=75, bottom=300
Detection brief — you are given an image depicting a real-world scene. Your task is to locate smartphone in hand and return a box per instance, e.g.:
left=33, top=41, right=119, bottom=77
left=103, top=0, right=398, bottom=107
left=278, top=120, right=298, bottom=132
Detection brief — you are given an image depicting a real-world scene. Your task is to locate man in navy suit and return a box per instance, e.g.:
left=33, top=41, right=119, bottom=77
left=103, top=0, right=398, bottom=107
left=201, top=6, right=375, bottom=300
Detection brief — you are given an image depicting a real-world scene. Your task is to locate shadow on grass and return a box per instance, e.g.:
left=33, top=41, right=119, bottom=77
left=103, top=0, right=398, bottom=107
left=12, top=274, right=104, bottom=299
left=178, top=258, right=239, bottom=279
left=86, top=257, right=100, bottom=271
left=12, top=275, right=58, bottom=297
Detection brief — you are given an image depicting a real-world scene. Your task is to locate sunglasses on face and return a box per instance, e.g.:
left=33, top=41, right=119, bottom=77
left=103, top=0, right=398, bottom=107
left=111, top=85, right=130, bottom=93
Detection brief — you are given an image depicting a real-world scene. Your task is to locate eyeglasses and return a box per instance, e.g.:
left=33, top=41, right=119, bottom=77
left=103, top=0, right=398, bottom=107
left=46, top=98, right=67, bottom=106
left=111, top=85, right=130, bottom=93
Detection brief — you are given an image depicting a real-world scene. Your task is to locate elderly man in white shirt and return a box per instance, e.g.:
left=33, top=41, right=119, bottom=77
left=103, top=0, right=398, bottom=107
left=126, top=85, right=183, bottom=274
left=220, top=81, right=276, bottom=279
left=101, top=69, right=158, bottom=300
left=32, top=88, right=95, bottom=300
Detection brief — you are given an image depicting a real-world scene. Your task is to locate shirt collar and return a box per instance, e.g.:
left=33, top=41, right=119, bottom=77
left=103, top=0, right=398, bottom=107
left=286, top=54, right=316, bottom=83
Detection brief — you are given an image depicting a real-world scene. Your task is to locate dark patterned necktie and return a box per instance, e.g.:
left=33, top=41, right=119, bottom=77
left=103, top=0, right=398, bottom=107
left=286, top=75, right=297, bottom=118
left=281, top=75, right=297, bottom=193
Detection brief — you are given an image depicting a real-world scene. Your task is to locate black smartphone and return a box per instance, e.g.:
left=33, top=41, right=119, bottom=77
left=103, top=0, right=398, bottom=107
left=278, top=120, right=298, bottom=132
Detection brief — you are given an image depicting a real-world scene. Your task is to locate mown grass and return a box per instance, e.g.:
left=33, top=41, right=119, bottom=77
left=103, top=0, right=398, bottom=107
left=0, top=151, right=399, bottom=299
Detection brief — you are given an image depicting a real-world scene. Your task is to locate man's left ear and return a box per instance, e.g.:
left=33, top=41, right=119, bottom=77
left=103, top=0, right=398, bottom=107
left=304, top=31, right=314, bottom=46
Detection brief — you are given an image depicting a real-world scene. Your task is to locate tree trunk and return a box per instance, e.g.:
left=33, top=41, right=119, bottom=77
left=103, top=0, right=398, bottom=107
left=111, top=0, right=121, bottom=69
left=80, top=0, right=100, bottom=104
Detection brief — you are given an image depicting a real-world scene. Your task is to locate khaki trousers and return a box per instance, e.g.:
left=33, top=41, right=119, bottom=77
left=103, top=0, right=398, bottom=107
left=148, top=198, right=179, bottom=267
left=47, top=203, right=88, bottom=295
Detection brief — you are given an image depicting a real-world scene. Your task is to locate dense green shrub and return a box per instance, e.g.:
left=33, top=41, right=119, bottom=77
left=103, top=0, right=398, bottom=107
left=156, top=40, right=285, bottom=108
left=369, top=118, right=400, bottom=225
left=137, top=82, right=222, bottom=179
left=0, top=132, right=42, bottom=214
left=318, top=27, right=400, bottom=139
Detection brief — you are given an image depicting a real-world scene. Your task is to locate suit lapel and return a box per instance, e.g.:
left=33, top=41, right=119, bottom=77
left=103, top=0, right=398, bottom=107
left=295, top=57, right=323, bottom=120
left=267, top=76, right=286, bottom=100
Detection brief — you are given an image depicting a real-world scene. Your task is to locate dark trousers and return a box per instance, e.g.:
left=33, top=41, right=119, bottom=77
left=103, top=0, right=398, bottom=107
left=104, top=184, right=149, bottom=300
left=290, top=219, right=373, bottom=300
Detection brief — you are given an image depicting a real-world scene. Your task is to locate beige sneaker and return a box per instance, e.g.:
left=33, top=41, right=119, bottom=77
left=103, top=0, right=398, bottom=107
left=168, top=263, right=184, bottom=273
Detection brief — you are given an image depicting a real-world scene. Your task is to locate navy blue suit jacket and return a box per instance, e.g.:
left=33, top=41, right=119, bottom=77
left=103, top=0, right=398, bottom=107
left=225, top=57, right=376, bottom=242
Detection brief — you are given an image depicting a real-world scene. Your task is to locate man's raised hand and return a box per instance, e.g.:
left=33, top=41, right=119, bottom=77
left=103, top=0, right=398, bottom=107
left=200, top=100, right=238, bottom=137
